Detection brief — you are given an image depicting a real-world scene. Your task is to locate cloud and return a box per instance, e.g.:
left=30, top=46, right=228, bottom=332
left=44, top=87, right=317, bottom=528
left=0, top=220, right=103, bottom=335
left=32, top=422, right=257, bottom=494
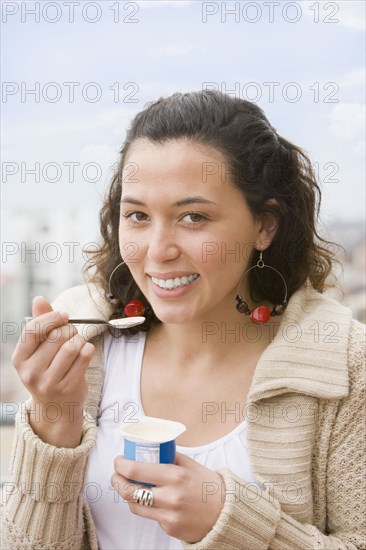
left=302, top=0, right=365, bottom=31
left=337, top=0, right=366, bottom=31
left=338, top=67, right=365, bottom=91
left=151, top=44, right=205, bottom=56
left=297, top=67, right=364, bottom=104
left=328, top=103, right=365, bottom=141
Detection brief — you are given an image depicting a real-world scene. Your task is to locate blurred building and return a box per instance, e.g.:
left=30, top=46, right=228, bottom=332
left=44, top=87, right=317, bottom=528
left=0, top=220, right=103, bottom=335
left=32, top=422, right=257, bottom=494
left=325, top=221, right=366, bottom=323
left=1, top=207, right=100, bottom=403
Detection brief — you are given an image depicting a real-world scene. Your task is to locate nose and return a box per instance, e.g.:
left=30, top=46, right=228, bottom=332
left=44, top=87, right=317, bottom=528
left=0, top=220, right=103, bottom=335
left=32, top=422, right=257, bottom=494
left=146, top=223, right=180, bottom=263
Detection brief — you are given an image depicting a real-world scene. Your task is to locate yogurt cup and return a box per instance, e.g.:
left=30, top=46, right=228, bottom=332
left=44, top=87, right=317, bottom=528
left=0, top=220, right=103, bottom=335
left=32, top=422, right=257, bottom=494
left=119, top=416, right=186, bottom=466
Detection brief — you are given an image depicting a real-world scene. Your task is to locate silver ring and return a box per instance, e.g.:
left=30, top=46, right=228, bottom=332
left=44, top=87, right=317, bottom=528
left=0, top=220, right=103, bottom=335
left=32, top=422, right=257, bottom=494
left=133, top=487, right=154, bottom=507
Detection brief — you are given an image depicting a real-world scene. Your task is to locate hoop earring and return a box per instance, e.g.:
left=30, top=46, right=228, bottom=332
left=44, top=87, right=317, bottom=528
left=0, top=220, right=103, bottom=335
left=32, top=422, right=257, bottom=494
left=106, top=261, right=146, bottom=317
left=236, top=249, right=288, bottom=324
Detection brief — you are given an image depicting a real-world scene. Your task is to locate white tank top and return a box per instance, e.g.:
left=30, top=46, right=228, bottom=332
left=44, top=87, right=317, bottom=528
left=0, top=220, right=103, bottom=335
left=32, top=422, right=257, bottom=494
left=86, top=331, right=258, bottom=550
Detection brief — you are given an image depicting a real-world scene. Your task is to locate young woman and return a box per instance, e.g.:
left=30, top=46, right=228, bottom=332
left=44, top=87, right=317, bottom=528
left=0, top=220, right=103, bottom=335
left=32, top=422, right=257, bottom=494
left=3, top=91, right=365, bottom=549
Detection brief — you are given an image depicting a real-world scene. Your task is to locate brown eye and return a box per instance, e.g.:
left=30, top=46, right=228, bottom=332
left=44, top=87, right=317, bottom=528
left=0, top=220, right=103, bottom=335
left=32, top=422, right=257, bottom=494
left=183, top=213, right=207, bottom=224
left=125, top=212, right=148, bottom=222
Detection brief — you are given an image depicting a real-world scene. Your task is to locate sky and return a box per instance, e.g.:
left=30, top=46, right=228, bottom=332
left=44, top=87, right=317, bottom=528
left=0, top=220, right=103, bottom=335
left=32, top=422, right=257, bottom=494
left=1, top=0, right=365, bottom=235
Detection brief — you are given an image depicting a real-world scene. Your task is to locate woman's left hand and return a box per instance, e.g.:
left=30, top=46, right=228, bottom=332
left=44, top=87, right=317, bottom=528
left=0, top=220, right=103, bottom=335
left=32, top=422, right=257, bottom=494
left=111, top=452, right=224, bottom=543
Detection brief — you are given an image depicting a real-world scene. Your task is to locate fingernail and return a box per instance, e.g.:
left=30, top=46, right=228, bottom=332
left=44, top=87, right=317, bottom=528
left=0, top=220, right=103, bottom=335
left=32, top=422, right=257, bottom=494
left=33, top=295, right=46, bottom=303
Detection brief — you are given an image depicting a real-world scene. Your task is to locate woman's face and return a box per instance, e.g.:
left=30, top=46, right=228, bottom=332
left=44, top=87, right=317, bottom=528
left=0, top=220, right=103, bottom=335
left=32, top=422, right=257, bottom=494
left=119, top=139, right=273, bottom=324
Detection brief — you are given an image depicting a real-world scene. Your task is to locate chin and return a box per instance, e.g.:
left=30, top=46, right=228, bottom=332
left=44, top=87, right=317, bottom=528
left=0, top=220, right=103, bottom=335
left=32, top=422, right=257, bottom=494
left=152, top=305, right=197, bottom=325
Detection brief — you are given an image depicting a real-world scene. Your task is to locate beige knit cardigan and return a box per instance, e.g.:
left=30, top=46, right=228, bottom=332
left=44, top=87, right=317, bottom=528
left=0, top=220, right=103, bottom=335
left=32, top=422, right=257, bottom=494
left=2, top=281, right=365, bottom=549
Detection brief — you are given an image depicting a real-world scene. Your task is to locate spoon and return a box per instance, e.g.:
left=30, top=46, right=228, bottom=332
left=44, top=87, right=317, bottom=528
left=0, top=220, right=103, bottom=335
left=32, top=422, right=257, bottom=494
left=24, top=316, right=146, bottom=329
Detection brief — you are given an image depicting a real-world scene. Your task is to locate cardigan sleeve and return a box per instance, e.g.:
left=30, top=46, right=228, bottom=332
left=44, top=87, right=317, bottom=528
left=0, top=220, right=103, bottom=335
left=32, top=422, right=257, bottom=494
left=1, top=402, right=99, bottom=549
left=183, top=320, right=366, bottom=550
left=1, top=285, right=107, bottom=549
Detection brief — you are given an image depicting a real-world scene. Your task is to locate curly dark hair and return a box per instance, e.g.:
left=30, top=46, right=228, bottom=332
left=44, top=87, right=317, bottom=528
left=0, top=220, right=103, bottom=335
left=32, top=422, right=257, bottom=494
left=84, top=90, right=342, bottom=334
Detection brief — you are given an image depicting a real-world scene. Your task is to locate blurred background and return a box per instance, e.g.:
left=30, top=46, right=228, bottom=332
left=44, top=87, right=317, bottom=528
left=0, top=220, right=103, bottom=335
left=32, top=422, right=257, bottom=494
left=1, top=0, right=365, bottom=485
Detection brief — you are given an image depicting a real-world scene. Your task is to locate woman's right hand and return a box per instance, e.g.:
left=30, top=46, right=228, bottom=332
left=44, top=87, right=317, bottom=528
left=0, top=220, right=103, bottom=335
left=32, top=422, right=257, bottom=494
left=11, top=296, right=95, bottom=448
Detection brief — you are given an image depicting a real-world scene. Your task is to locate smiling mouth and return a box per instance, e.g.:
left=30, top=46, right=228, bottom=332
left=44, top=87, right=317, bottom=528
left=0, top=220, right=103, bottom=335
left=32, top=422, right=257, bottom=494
left=151, top=274, right=199, bottom=290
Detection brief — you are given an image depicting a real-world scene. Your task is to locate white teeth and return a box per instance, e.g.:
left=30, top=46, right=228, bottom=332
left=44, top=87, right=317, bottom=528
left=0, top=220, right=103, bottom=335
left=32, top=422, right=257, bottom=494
left=151, top=274, right=199, bottom=290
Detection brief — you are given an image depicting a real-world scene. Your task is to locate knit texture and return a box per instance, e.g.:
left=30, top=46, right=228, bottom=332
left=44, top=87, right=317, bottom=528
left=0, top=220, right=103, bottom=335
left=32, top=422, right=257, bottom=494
left=1, top=282, right=365, bottom=549
left=185, top=316, right=366, bottom=550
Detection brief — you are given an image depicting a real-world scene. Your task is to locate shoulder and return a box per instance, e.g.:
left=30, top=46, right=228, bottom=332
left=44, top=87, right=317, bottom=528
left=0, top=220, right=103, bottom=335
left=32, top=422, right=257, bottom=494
left=51, top=283, right=113, bottom=320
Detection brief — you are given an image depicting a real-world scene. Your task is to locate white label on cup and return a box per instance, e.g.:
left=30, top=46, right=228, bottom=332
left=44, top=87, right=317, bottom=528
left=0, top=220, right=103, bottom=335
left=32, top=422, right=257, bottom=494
left=135, top=443, right=160, bottom=463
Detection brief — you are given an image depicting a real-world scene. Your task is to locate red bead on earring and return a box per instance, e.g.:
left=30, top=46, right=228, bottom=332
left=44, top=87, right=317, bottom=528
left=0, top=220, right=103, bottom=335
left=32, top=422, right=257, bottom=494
left=124, top=299, right=145, bottom=317
left=107, top=261, right=146, bottom=318
left=235, top=249, right=288, bottom=324
left=250, top=305, right=271, bottom=324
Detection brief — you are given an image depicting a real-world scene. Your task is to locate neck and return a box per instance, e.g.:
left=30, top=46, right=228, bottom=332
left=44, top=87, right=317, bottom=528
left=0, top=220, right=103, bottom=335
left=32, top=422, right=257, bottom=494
left=148, top=293, right=281, bottom=369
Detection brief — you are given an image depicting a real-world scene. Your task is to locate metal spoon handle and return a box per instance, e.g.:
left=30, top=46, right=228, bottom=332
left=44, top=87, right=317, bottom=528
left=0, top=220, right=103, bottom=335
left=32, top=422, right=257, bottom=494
left=24, top=316, right=145, bottom=328
left=65, top=318, right=108, bottom=325
left=24, top=316, right=107, bottom=325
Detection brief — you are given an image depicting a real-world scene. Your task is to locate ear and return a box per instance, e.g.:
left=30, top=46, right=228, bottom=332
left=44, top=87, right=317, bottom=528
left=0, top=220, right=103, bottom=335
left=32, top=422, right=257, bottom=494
left=255, top=199, right=279, bottom=251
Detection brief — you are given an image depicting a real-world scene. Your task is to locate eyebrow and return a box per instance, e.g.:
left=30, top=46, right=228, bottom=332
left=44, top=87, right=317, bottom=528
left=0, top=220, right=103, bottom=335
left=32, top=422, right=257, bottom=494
left=120, top=196, right=217, bottom=207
